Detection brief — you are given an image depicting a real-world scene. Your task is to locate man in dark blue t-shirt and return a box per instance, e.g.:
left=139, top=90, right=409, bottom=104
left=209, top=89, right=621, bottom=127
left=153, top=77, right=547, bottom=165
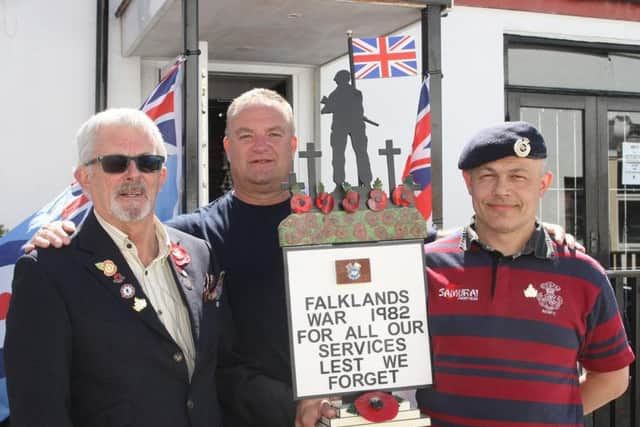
left=167, top=93, right=295, bottom=424
left=167, top=88, right=315, bottom=427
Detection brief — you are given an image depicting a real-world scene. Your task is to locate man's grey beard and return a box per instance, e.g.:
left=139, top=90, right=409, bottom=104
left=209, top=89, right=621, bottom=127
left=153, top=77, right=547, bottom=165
left=110, top=181, right=152, bottom=222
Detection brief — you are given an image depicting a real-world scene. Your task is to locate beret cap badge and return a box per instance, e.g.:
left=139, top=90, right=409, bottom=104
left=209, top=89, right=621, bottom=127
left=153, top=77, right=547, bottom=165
left=514, top=137, right=531, bottom=158
left=457, top=121, right=547, bottom=170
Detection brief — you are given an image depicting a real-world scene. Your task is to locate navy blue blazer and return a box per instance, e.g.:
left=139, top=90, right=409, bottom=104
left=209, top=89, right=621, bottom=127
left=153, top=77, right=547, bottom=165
left=5, top=210, right=230, bottom=427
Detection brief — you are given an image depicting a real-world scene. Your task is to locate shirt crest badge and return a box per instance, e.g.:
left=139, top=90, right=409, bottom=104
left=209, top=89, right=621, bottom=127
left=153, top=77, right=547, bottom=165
left=536, top=281, right=563, bottom=315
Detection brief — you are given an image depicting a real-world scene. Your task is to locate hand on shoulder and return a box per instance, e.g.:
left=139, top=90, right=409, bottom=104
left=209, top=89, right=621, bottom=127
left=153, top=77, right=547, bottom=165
left=23, top=220, right=76, bottom=253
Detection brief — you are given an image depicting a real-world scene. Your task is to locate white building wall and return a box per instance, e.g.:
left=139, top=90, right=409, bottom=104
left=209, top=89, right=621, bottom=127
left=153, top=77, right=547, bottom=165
left=320, top=6, right=640, bottom=229
left=0, top=1, right=95, bottom=229
left=0, top=0, right=142, bottom=230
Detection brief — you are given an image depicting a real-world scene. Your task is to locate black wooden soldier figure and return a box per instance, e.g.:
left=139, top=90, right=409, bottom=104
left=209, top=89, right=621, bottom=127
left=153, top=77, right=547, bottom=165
left=321, top=70, right=375, bottom=190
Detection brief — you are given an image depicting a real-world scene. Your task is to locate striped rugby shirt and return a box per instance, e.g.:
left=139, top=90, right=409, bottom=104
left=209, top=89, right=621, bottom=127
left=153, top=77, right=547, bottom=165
left=417, top=224, right=634, bottom=427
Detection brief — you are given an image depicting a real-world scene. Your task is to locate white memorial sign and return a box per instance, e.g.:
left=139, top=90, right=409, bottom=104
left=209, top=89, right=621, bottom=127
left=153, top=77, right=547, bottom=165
left=283, top=240, right=432, bottom=399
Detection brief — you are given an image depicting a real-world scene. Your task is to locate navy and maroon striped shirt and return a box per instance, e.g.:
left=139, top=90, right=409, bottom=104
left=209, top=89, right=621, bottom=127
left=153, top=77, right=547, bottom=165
left=417, top=225, right=634, bottom=427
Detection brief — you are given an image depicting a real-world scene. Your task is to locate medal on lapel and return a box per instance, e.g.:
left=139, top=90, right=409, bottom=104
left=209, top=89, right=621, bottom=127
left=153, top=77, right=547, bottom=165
left=203, top=271, right=225, bottom=307
left=95, top=260, right=131, bottom=288
left=120, top=283, right=136, bottom=299
left=95, top=259, right=118, bottom=277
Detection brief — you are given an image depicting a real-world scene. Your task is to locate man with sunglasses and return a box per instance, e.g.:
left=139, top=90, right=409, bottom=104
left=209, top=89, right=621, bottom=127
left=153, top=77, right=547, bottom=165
left=5, top=108, right=233, bottom=427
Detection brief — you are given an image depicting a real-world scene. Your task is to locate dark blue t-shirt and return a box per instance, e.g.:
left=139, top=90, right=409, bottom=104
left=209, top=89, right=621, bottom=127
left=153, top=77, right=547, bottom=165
left=167, top=192, right=294, bottom=427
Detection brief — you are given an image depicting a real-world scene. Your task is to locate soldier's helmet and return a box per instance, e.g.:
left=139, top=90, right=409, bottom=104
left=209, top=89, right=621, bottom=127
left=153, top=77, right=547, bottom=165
left=334, top=70, right=351, bottom=84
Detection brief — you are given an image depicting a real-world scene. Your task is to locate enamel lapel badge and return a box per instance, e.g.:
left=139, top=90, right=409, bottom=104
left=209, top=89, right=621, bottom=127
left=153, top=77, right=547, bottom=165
left=203, top=271, right=225, bottom=306
left=133, top=297, right=147, bottom=312
left=95, top=259, right=118, bottom=277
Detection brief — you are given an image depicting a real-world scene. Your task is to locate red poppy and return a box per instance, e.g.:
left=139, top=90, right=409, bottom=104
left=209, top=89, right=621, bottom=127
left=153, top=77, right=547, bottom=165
left=291, top=193, right=312, bottom=213
left=341, top=182, right=360, bottom=213
left=391, top=185, right=414, bottom=207
left=315, top=182, right=335, bottom=214
left=367, top=178, right=388, bottom=211
left=353, top=391, right=399, bottom=422
left=315, top=192, right=335, bottom=214
left=170, top=243, right=191, bottom=270
left=367, top=189, right=386, bottom=211
left=342, top=191, right=360, bottom=213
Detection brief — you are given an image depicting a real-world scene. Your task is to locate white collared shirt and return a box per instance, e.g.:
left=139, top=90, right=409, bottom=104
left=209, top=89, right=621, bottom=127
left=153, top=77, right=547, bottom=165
left=95, top=212, right=196, bottom=378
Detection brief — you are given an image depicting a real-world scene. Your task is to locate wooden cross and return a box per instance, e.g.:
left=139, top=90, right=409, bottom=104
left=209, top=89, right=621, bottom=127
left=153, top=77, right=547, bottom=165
left=281, top=171, right=305, bottom=193
left=378, top=139, right=401, bottom=193
left=298, top=142, right=322, bottom=199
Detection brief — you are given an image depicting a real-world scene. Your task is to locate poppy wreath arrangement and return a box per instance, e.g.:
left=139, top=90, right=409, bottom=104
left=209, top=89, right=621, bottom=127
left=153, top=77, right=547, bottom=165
left=322, top=392, right=423, bottom=426
left=351, top=392, right=400, bottom=423
left=280, top=177, right=427, bottom=247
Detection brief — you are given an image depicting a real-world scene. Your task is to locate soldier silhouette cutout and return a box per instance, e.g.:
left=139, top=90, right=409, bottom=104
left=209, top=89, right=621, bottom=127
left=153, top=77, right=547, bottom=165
left=321, top=70, right=374, bottom=189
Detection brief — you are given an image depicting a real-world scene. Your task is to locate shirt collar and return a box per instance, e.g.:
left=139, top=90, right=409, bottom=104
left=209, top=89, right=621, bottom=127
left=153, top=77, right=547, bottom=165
left=94, top=211, right=171, bottom=260
left=459, top=218, right=554, bottom=260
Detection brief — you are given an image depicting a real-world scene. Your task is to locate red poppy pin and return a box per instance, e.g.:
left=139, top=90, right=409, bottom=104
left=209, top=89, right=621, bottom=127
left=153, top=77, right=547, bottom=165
left=353, top=391, right=399, bottom=422
left=170, top=243, right=191, bottom=271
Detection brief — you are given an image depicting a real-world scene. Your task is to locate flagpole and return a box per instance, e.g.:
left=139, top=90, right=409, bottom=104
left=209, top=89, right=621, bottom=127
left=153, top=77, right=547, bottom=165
left=95, top=0, right=108, bottom=113
left=183, top=0, right=200, bottom=213
left=347, top=30, right=357, bottom=90
left=422, top=5, right=443, bottom=230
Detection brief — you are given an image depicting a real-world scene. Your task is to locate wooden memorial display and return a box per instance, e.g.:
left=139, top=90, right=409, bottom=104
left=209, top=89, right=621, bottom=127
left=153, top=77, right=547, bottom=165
left=279, top=139, right=432, bottom=426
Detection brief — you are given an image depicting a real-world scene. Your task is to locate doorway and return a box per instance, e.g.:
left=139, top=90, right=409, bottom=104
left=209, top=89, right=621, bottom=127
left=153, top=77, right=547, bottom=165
left=207, top=74, right=291, bottom=202
left=507, top=92, right=640, bottom=268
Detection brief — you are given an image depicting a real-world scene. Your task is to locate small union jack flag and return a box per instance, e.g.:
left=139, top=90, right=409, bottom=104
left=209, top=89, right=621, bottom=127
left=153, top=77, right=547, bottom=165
left=351, top=35, right=417, bottom=80
left=402, top=77, right=432, bottom=222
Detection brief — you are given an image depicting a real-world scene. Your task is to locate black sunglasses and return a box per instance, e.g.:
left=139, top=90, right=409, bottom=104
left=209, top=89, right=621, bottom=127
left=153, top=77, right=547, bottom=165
left=84, top=154, right=165, bottom=174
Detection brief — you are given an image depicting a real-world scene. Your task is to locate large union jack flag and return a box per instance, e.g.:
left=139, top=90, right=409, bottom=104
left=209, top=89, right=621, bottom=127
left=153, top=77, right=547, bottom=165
left=0, top=57, right=186, bottom=420
left=402, top=77, right=432, bottom=222
left=351, top=35, right=417, bottom=80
